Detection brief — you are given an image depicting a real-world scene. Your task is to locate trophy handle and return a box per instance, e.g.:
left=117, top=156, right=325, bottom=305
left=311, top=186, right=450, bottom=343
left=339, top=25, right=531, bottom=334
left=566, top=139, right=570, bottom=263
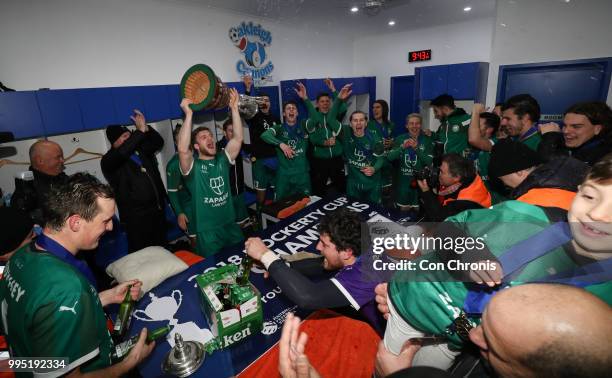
left=133, top=309, right=157, bottom=322
left=172, top=290, right=183, bottom=308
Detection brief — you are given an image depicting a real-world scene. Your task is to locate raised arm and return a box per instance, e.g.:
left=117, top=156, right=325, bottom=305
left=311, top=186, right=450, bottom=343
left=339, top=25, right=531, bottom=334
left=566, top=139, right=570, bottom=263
left=224, top=88, right=244, bottom=161
left=178, top=99, right=194, bottom=174
left=468, top=103, right=493, bottom=151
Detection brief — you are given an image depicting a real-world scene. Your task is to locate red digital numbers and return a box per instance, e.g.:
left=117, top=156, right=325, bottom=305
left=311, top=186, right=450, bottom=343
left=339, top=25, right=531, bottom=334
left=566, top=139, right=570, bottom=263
left=409, top=49, right=431, bottom=62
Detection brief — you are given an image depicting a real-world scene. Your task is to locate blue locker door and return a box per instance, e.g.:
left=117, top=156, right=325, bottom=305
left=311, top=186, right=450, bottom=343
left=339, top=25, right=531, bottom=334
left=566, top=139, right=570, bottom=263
left=417, top=65, right=449, bottom=100
left=141, top=85, right=171, bottom=122
left=390, top=75, right=415, bottom=136
left=447, top=63, right=478, bottom=100
left=497, top=58, right=612, bottom=122
left=77, top=88, right=117, bottom=131
left=0, top=91, right=45, bottom=139
left=111, top=87, right=146, bottom=125
left=166, top=85, right=182, bottom=120
left=37, top=89, right=84, bottom=135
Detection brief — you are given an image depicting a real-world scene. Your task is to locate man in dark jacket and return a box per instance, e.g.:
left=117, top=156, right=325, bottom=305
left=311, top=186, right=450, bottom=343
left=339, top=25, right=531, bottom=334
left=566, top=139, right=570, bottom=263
left=10, top=140, right=68, bottom=224
left=101, top=110, right=166, bottom=252
left=489, top=139, right=588, bottom=210
left=538, top=101, right=611, bottom=166
left=243, top=76, right=281, bottom=215
left=417, top=153, right=492, bottom=222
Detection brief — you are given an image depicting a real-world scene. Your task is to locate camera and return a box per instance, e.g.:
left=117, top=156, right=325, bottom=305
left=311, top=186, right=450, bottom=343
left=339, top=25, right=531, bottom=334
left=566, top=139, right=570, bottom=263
left=414, top=165, right=439, bottom=189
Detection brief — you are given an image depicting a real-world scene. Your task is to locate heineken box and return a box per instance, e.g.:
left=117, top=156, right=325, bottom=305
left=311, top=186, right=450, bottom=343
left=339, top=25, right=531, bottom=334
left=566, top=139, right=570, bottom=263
left=195, top=264, right=263, bottom=349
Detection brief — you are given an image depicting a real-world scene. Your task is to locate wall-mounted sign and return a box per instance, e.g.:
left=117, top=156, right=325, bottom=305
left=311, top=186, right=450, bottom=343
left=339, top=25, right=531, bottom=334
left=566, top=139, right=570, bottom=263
left=409, top=49, right=432, bottom=63
left=229, top=22, right=274, bottom=85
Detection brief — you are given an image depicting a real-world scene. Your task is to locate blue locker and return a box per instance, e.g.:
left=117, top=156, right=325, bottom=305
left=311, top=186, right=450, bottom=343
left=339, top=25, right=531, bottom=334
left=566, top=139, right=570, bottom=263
left=166, top=85, right=182, bottom=119
left=111, top=87, right=146, bottom=125
left=77, top=88, right=117, bottom=131
left=142, top=85, right=171, bottom=122
left=37, top=89, right=84, bottom=135
left=417, top=65, right=449, bottom=100
left=0, top=91, right=45, bottom=139
left=497, top=58, right=612, bottom=122
left=390, top=75, right=416, bottom=136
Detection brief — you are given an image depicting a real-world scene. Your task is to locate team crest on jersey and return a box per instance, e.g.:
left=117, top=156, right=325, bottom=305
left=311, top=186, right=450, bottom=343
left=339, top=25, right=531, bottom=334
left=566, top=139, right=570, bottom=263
left=404, top=154, right=417, bottom=167
left=210, top=176, right=225, bottom=196
left=354, top=148, right=366, bottom=162
left=452, top=124, right=460, bottom=132
left=288, top=139, right=297, bottom=149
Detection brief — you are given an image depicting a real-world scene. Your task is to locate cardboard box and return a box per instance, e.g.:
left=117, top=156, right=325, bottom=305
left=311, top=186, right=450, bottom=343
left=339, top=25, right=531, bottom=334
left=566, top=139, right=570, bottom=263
left=195, top=264, right=263, bottom=349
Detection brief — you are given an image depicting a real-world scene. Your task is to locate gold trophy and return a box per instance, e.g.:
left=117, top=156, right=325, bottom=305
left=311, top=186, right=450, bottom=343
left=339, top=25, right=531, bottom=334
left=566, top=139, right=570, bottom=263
left=180, top=64, right=266, bottom=119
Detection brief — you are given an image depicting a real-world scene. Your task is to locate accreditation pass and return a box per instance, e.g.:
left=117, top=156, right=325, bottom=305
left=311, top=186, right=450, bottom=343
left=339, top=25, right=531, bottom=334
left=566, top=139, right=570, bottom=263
left=0, top=357, right=68, bottom=373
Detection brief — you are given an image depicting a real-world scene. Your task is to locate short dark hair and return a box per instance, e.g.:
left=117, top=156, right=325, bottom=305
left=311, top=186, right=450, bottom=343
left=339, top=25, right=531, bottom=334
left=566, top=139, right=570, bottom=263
left=431, top=94, right=455, bottom=109
left=586, top=152, right=612, bottom=184
left=502, top=94, right=541, bottom=123
left=480, top=112, right=500, bottom=133
left=316, top=92, right=331, bottom=102
left=191, top=126, right=212, bottom=146
left=373, top=99, right=390, bottom=124
left=318, top=208, right=362, bottom=256
left=283, top=100, right=298, bottom=112
left=442, top=153, right=476, bottom=182
left=564, top=101, right=612, bottom=136
left=222, top=118, right=233, bottom=131
left=43, top=173, right=114, bottom=231
left=349, top=110, right=368, bottom=122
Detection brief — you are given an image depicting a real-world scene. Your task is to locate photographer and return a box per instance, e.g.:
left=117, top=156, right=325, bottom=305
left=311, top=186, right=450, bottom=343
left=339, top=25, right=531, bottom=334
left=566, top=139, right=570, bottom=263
left=417, top=153, right=491, bottom=221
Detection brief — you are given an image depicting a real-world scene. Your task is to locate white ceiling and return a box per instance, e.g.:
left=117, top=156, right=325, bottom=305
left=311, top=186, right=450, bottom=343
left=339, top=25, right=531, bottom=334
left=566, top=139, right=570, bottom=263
left=182, top=0, right=497, bottom=34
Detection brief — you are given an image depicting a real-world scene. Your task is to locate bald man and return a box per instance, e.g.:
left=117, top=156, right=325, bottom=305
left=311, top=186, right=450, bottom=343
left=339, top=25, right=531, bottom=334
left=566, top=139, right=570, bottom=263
left=11, top=140, right=68, bottom=224
left=469, top=284, right=612, bottom=377
left=375, top=284, right=612, bottom=377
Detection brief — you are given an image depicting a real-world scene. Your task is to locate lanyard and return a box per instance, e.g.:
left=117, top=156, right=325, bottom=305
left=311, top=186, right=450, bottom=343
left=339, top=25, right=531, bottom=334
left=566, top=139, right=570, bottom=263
left=518, top=125, right=538, bottom=142
left=463, top=222, right=572, bottom=315
left=130, top=152, right=144, bottom=169
left=36, top=233, right=98, bottom=289
left=373, top=121, right=390, bottom=139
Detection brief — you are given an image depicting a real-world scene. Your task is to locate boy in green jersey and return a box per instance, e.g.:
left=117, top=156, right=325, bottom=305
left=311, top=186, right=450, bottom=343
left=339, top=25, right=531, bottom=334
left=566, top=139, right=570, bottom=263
left=381, top=154, right=612, bottom=368
left=0, top=173, right=153, bottom=376
left=338, top=111, right=385, bottom=204
left=387, top=113, right=433, bottom=209
left=261, top=100, right=311, bottom=200
left=178, top=89, right=244, bottom=257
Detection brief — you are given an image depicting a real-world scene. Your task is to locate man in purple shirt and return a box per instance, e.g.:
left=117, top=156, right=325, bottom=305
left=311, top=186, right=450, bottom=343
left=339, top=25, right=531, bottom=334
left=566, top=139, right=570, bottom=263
left=245, top=208, right=386, bottom=334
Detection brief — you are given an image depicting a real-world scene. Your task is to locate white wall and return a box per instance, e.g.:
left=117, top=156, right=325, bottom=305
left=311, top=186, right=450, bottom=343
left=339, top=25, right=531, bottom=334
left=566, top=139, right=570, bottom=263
left=0, top=0, right=355, bottom=90
left=0, top=0, right=356, bottom=196
left=487, top=0, right=612, bottom=107
left=352, top=18, right=495, bottom=105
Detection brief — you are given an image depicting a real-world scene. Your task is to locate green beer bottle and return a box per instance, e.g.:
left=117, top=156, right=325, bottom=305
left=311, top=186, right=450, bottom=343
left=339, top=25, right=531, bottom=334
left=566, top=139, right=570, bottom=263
left=113, top=285, right=135, bottom=338
left=237, top=256, right=254, bottom=286
left=111, top=325, right=172, bottom=361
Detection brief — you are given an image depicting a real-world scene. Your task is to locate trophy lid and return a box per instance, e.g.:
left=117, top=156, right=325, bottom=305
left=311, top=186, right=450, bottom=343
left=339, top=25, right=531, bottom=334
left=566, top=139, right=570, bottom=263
left=162, top=333, right=205, bottom=377
left=180, top=64, right=219, bottom=112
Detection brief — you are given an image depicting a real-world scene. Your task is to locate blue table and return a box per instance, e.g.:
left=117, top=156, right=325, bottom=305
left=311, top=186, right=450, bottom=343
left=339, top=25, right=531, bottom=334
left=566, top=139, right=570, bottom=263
left=129, top=195, right=405, bottom=377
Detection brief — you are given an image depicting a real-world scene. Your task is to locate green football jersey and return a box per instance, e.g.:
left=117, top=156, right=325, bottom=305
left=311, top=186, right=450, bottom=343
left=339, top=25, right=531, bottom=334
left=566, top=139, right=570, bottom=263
left=388, top=133, right=434, bottom=177
left=166, top=154, right=194, bottom=223
left=261, top=121, right=309, bottom=174
left=433, top=108, right=471, bottom=154
left=183, top=151, right=236, bottom=231
left=341, top=125, right=384, bottom=186
left=0, top=244, right=113, bottom=375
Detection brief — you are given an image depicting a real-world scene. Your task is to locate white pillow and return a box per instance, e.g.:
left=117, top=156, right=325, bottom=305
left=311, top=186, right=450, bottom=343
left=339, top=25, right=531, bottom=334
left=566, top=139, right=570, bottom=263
left=106, top=246, right=188, bottom=298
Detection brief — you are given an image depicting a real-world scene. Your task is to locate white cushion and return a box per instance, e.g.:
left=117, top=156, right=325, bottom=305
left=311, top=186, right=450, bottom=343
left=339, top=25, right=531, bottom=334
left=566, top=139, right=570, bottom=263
left=106, top=246, right=188, bottom=298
